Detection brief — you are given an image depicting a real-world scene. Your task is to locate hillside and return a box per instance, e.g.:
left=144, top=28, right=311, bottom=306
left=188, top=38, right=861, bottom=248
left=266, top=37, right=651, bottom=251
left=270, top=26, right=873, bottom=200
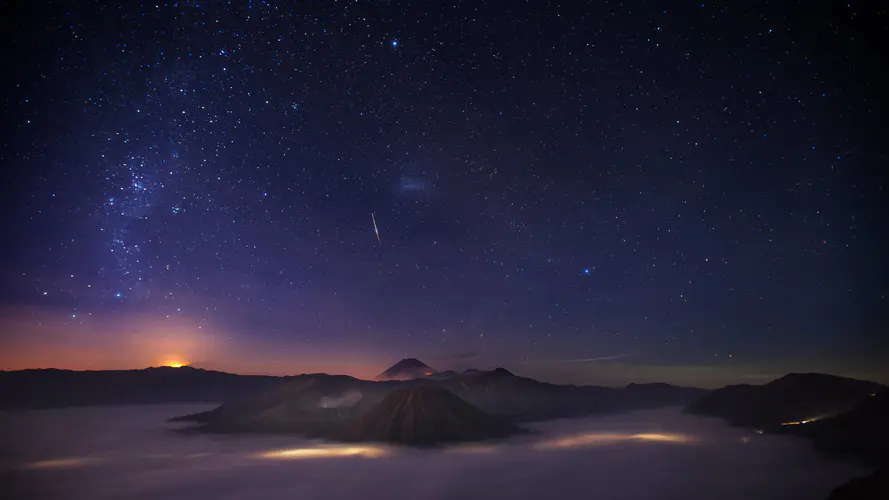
left=783, top=391, right=889, bottom=465
left=0, top=362, right=709, bottom=446
left=175, top=366, right=707, bottom=440
left=684, top=373, right=884, bottom=428
left=337, top=386, right=519, bottom=445
left=826, top=468, right=889, bottom=500
left=170, top=373, right=390, bottom=434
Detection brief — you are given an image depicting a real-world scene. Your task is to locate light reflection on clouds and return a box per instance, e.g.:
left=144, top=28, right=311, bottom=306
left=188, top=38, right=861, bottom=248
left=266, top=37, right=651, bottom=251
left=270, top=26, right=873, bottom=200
left=19, top=432, right=698, bottom=470
left=6, top=407, right=869, bottom=500
left=25, top=457, right=103, bottom=469
left=535, top=432, right=696, bottom=450
left=258, top=445, right=390, bottom=460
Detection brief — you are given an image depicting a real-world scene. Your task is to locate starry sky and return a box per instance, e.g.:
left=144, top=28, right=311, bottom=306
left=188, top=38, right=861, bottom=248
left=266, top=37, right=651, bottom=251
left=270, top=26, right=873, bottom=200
left=2, top=1, right=887, bottom=387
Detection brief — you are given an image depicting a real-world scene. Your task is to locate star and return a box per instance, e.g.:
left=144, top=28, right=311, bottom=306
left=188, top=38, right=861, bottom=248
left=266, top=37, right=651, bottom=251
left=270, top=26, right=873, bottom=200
left=2, top=0, right=885, bottom=389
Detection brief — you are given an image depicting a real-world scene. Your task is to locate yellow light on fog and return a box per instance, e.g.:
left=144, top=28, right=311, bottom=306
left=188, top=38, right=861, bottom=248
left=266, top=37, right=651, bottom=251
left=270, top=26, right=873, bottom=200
left=534, top=432, right=695, bottom=450
left=259, top=445, right=389, bottom=460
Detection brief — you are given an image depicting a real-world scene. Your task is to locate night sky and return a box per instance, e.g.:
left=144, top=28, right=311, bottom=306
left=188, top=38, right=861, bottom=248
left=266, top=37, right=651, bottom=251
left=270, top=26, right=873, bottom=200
left=2, top=1, right=886, bottom=387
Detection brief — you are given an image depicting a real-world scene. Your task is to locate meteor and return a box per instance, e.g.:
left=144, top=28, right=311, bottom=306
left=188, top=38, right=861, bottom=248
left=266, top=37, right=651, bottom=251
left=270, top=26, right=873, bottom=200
left=371, top=213, right=381, bottom=246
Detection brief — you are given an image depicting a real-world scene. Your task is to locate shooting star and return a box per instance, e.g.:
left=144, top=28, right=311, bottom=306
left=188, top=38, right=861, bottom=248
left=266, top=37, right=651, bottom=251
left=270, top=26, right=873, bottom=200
left=371, top=213, right=381, bottom=246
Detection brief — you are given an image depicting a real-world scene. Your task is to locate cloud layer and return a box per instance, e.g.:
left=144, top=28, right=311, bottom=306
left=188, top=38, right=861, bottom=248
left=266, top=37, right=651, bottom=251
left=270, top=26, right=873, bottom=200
left=0, top=405, right=872, bottom=500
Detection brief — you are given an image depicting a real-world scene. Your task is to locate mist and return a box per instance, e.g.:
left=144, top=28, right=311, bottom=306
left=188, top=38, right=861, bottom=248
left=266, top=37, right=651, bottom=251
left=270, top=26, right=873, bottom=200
left=319, top=390, right=364, bottom=409
left=0, top=405, right=871, bottom=500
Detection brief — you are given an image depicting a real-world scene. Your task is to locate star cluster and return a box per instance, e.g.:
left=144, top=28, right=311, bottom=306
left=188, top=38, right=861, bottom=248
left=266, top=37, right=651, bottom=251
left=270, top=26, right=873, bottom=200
left=2, top=1, right=886, bottom=384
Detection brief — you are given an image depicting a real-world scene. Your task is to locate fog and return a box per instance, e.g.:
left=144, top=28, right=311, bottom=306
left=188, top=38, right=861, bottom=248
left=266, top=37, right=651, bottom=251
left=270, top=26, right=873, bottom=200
left=0, top=405, right=872, bottom=500
left=319, top=390, right=364, bottom=409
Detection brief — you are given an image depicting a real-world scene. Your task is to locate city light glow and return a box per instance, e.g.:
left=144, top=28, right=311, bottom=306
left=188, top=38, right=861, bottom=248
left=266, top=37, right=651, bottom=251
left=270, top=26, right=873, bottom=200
left=780, top=417, right=822, bottom=426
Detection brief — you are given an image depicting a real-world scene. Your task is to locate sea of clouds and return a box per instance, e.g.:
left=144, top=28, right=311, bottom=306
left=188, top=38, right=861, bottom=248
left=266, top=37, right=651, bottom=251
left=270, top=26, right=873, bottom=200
left=0, top=404, right=874, bottom=500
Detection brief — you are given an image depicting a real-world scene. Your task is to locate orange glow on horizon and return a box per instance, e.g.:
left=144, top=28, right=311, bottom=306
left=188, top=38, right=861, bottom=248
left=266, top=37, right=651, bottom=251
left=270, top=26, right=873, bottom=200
left=0, top=309, right=387, bottom=378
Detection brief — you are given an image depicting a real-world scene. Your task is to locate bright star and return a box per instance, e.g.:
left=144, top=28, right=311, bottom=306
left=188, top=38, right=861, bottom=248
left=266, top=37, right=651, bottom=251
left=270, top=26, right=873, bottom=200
left=583, top=268, right=591, bottom=275
left=391, top=40, right=398, bottom=47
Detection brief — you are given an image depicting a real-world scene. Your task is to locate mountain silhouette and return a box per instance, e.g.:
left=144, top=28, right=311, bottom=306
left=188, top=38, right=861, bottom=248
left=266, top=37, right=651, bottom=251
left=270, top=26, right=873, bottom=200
left=0, top=366, right=282, bottom=409
left=374, top=358, right=437, bottom=380
left=782, top=390, right=889, bottom=465
left=169, top=366, right=706, bottom=443
left=337, top=386, right=519, bottom=446
left=1, top=362, right=708, bottom=446
left=684, top=373, right=884, bottom=428
left=170, top=373, right=386, bottom=435
left=683, top=373, right=889, bottom=497
left=826, top=468, right=889, bottom=500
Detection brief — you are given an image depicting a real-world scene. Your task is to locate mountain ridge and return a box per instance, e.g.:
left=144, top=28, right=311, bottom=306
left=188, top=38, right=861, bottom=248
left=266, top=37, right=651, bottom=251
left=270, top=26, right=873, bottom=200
left=168, top=364, right=709, bottom=445
left=681, top=372, right=889, bottom=499
left=0, top=362, right=708, bottom=413
left=684, top=372, right=884, bottom=428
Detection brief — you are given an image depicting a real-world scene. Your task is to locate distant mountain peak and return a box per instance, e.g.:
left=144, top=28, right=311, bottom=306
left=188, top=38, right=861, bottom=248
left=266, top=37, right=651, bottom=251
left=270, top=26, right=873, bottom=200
left=770, top=372, right=868, bottom=384
left=374, top=358, right=437, bottom=381
left=396, top=357, right=426, bottom=366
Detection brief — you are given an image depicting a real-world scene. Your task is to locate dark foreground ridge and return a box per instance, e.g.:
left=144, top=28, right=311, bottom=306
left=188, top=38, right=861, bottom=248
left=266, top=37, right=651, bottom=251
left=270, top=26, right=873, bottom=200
left=684, top=372, right=885, bottom=428
left=780, top=390, right=889, bottom=465
left=826, top=468, right=889, bottom=500
left=682, top=374, right=889, bottom=499
left=336, top=386, right=519, bottom=445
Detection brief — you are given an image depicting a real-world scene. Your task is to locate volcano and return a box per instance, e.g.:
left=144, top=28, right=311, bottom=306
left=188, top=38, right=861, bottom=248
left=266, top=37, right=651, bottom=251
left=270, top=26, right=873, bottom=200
left=338, top=386, right=519, bottom=446
left=374, top=358, right=437, bottom=380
